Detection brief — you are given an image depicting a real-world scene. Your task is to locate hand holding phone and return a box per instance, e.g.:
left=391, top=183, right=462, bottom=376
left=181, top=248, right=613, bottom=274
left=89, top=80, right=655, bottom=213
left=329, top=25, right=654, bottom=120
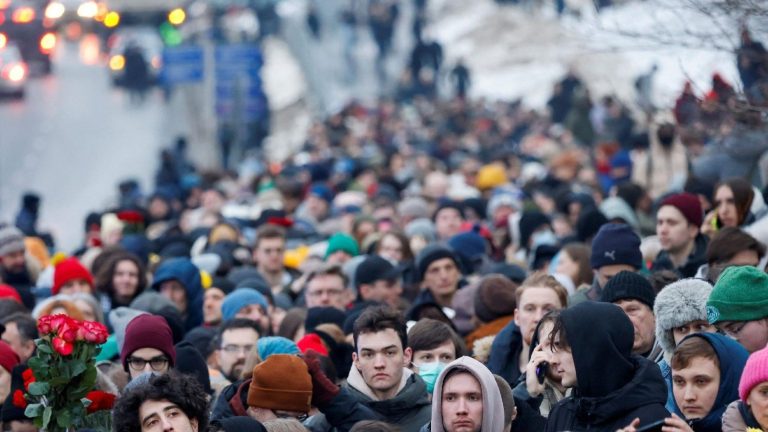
left=536, top=361, right=549, bottom=384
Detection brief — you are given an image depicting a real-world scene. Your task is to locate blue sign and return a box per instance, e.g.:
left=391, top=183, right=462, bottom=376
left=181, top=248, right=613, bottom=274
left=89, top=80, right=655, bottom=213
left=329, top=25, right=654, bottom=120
left=215, top=44, right=264, bottom=121
left=160, top=45, right=204, bottom=84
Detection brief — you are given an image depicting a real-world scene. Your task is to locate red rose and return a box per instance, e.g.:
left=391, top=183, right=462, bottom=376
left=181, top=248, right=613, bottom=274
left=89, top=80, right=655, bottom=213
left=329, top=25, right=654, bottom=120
left=52, top=337, right=73, bottom=356
left=49, top=314, right=69, bottom=333
left=82, top=321, right=109, bottom=344
left=85, top=390, right=116, bottom=413
left=37, top=315, right=52, bottom=335
left=57, top=317, right=80, bottom=343
left=22, top=368, right=35, bottom=391
left=12, top=390, right=26, bottom=409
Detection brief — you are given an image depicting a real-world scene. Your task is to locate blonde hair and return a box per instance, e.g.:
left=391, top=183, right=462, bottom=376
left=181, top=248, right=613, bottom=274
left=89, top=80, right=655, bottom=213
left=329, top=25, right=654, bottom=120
left=515, top=272, right=568, bottom=308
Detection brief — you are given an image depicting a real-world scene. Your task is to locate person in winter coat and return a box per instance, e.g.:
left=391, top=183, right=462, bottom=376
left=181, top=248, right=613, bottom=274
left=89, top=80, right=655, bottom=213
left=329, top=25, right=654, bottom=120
left=631, top=122, right=689, bottom=200
left=706, top=266, right=768, bottom=353
left=544, top=301, right=669, bottom=432
left=653, top=278, right=717, bottom=412
left=151, top=258, right=204, bottom=331
left=419, top=356, right=505, bottom=432
left=722, top=346, right=768, bottom=431
left=321, top=306, right=431, bottom=430
left=666, top=333, right=748, bottom=432
left=487, top=274, right=568, bottom=387
left=652, top=193, right=709, bottom=278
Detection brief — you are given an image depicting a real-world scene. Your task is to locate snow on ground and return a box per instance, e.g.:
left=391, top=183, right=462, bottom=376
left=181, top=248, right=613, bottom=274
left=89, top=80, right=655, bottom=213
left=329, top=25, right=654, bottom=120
left=428, top=0, right=744, bottom=111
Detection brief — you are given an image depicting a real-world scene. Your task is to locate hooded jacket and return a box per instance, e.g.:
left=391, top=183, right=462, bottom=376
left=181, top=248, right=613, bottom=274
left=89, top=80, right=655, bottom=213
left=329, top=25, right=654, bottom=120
left=486, top=320, right=524, bottom=386
left=545, top=302, right=669, bottom=432
left=668, top=333, right=748, bottom=432
left=343, top=366, right=431, bottom=431
left=151, top=258, right=204, bottom=330
left=421, top=356, right=505, bottom=432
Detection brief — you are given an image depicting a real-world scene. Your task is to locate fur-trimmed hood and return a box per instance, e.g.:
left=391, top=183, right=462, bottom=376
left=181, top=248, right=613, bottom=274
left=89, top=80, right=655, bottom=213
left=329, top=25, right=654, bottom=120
left=653, top=278, right=713, bottom=356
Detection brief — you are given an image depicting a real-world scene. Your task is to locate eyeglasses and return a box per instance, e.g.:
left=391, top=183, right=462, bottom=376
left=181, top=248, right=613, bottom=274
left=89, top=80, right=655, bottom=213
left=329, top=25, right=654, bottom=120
left=275, top=411, right=308, bottom=422
left=127, top=356, right=169, bottom=371
left=221, top=344, right=254, bottom=354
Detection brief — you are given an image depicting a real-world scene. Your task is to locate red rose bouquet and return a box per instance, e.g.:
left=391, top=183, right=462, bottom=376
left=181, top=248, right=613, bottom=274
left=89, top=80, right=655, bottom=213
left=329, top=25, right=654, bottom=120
left=15, top=314, right=114, bottom=432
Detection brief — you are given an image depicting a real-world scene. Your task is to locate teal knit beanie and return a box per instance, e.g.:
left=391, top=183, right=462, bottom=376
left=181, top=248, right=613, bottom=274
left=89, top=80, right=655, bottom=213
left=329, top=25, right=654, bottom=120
left=324, top=233, right=359, bottom=259
left=707, top=266, right=768, bottom=324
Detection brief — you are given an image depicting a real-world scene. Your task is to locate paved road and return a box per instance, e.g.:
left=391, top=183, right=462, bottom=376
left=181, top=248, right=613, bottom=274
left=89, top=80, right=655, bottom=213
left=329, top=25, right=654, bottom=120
left=0, top=34, right=187, bottom=251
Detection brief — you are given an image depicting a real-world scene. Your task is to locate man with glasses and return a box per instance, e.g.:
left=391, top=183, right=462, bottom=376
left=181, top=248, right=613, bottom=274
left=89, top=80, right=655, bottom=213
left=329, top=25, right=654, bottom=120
left=707, top=265, right=768, bottom=353
left=245, top=354, right=313, bottom=423
left=304, top=263, right=351, bottom=311
left=121, top=314, right=176, bottom=380
left=215, top=318, right=261, bottom=382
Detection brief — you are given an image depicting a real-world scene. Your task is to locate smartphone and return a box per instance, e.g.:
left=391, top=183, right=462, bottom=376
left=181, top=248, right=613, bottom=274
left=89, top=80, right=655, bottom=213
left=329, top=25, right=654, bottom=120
left=535, top=361, right=549, bottom=384
left=635, top=419, right=666, bottom=432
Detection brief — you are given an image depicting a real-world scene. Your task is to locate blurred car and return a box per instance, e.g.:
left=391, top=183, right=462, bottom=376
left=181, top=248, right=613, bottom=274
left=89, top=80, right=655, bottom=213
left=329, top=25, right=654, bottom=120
left=45, top=0, right=106, bottom=39
left=0, top=41, right=28, bottom=98
left=106, top=26, right=162, bottom=86
left=0, top=2, right=56, bottom=74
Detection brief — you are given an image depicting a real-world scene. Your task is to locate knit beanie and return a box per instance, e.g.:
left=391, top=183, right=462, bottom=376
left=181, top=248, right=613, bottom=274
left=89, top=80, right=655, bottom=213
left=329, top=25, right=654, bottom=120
left=120, top=314, right=176, bottom=371
left=416, top=244, right=462, bottom=282
left=108, top=307, right=148, bottom=352
left=707, top=266, right=768, bottom=324
left=740, top=346, right=768, bottom=401
left=476, top=164, right=508, bottom=191
left=305, top=307, right=346, bottom=333
left=130, top=291, right=177, bottom=315
left=654, top=278, right=713, bottom=355
left=52, top=257, right=93, bottom=295
left=0, top=341, right=19, bottom=374
left=257, top=336, right=300, bottom=360
left=518, top=211, right=550, bottom=249
left=474, top=275, right=517, bottom=323
left=174, top=341, right=212, bottom=395
left=660, top=193, right=703, bottom=227
left=0, top=285, right=21, bottom=304
left=448, top=228, right=487, bottom=261
left=324, top=233, right=359, bottom=259
left=398, top=197, right=431, bottom=221
left=0, top=226, right=24, bottom=257
left=432, top=201, right=465, bottom=221
left=221, top=288, right=269, bottom=321
left=590, top=223, right=642, bottom=270
left=600, top=271, right=655, bottom=309
left=296, top=333, right=329, bottom=356
left=405, top=218, right=437, bottom=243
left=247, top=354, right=313, bottom=413
left=182, top=326, right=217, bottom=360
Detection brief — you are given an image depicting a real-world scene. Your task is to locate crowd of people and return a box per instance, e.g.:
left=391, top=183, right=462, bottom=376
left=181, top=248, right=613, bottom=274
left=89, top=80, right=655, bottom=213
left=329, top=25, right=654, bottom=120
left=2, top=0, right=768, bottom=430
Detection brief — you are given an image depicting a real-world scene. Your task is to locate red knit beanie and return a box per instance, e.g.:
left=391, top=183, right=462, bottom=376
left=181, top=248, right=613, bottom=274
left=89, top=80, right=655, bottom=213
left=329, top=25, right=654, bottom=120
left=52, top=257, right=93, bottom=295
left=296, top=333, right=328, bottom=356
left=0, top=284, right=21, bottom=304
left=0, top=341, right=19, bottom=374
left=660, top=193, right=703, bottom=227
left=120, top=314, right=176, bottom=371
